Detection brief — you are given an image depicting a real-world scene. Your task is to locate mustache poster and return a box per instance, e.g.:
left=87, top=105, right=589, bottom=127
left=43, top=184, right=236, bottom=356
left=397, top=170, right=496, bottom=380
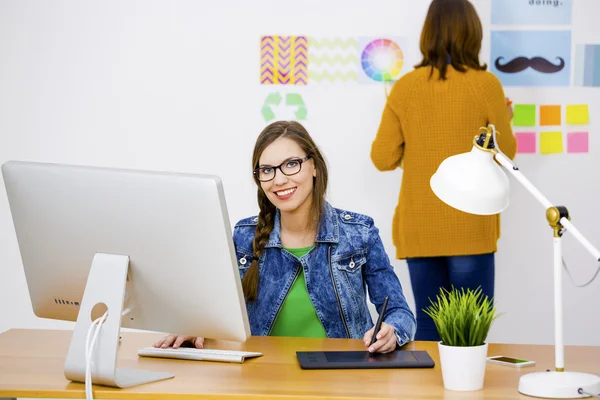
left=490, top=30, right=571, bottom=87
left=495, top=56, right=565, bottom=73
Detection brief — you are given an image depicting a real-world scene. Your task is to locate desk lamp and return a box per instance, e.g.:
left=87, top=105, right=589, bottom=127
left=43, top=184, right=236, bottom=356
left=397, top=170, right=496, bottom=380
left=430, top=124, right=600, bottom=399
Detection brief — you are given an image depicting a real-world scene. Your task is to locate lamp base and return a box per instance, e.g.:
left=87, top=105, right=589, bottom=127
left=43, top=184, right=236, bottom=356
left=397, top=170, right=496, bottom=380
left=518, top=371, right=600, bottom=398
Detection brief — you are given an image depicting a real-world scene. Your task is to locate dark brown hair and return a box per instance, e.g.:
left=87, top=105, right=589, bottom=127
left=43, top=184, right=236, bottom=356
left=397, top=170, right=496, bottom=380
left=242, top=121, right=328, bottom=302
left=414, top=0, right=487, bottom=80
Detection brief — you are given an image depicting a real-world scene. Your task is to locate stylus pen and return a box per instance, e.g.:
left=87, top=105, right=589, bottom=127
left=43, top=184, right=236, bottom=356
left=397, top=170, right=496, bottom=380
left=369, top=296, right=389, bottom=347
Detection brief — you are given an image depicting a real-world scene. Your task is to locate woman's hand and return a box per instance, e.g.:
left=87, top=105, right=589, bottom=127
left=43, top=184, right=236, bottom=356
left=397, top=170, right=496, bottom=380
left=363, top=322, right=396, bottom=354
left=153, top=334, right=205, bottom=349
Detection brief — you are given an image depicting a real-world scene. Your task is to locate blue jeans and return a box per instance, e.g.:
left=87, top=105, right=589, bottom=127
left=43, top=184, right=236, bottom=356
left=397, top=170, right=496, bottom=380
left=407, top=253, right=495, bottom=341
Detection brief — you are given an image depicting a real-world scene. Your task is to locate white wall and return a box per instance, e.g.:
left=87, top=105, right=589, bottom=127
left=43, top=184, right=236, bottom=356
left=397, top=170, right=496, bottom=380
left=0, top=0, right=598, bottom=345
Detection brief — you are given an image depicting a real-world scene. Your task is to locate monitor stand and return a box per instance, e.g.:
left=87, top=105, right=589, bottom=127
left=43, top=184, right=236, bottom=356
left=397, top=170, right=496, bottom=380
left=64, top=253, right=174, bottom=388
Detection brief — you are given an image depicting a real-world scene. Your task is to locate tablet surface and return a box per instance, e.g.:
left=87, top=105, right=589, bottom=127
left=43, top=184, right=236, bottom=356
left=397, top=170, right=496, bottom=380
left=296, top=350, right=435, bottom=369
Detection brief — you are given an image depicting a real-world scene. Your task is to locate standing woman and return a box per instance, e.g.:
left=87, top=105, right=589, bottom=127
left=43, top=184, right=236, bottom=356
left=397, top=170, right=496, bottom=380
left=370, top=0, right=517, bottom=341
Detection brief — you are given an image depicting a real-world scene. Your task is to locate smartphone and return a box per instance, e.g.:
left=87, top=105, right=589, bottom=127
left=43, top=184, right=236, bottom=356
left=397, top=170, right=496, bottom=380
left=487, top=356, right=535, bottom=367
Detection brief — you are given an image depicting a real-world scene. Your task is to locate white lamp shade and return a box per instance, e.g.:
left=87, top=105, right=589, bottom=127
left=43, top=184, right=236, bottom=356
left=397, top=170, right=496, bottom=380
left=430, top=147, right=510, bottom=215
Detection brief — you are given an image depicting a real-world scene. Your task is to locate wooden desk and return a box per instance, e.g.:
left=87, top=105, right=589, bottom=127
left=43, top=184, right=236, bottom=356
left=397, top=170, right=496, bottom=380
left=0, top=329, right=598, bottom=399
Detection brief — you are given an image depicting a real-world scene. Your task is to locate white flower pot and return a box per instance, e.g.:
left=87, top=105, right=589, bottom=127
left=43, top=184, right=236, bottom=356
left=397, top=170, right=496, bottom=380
left=438, top=342, right=489, bottom=391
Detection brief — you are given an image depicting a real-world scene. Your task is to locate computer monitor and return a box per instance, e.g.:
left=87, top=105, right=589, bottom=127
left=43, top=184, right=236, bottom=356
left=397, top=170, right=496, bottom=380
left=2, top=160, right=251, bottom=388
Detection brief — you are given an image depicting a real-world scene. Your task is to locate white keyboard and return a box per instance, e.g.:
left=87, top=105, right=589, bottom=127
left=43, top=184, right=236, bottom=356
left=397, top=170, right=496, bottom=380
left=137, top=347, right=263, bottom=364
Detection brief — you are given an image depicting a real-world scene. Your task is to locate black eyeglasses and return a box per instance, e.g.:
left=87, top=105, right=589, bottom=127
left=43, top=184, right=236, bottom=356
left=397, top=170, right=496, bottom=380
left=253, top=155, right=312, bottom=182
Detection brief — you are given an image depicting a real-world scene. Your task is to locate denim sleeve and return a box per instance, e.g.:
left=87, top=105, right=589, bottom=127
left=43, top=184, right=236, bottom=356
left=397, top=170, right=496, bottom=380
left=232, top=225, right=250, bottom=280
left=363, top=223, right=416, bottom=347
left=232, top=225, right=241, bottom=251
left=231, top=226, right=241, bottom=280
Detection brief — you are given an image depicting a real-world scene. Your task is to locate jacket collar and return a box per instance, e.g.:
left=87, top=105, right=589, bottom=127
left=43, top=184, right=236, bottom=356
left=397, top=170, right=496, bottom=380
left=265, top=201, right=339, bottom=248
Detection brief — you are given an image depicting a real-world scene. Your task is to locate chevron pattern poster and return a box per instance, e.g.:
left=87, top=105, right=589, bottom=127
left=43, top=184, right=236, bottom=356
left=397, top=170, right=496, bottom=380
left=260, top=36, right=308, bottom=85
left=308, top=37, right=359, bottom=84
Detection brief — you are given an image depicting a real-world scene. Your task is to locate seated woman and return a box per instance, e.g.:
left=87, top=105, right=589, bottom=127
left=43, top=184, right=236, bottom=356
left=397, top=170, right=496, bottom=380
left=155, top=121, right=416, bottom=353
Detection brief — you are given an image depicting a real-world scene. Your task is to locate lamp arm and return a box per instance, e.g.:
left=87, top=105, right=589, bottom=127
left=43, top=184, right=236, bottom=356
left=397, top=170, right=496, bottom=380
left=484, top=127, right=600, bottom=396
left=494, top=152, right=553, bottom=209
left=494, top=152, right=600, bottom=262
left=494, top=150, right=600, bottom=375
left=559, top=219, right=600, bottom=261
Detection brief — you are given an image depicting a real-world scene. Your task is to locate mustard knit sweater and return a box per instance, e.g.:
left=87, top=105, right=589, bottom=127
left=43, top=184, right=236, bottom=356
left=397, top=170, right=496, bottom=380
left=371, top=66, right=517, bottom=259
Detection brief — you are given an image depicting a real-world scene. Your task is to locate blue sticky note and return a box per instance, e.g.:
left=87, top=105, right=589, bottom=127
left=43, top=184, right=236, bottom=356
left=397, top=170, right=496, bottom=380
left=492, top=0, right=572, bottom=25
left=490, top=30, right=571, bottom=87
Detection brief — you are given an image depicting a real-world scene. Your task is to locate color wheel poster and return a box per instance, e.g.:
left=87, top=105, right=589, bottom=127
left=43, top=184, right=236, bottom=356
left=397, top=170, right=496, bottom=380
left=358, top=37, right=409, bottom=84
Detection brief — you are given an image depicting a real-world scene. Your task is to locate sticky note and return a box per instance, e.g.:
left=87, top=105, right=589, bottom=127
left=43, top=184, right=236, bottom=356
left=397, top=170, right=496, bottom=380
left=540, top=131, right=563, bottom=154
left=566, top=104, right=589, bottom=124
left=513, top=104, right=536, bottom=127
left=515, top=132, right=536, bottom=153
left=540, top=105, right=561, bottom=126
left=567, top=132, right=589, bottom=153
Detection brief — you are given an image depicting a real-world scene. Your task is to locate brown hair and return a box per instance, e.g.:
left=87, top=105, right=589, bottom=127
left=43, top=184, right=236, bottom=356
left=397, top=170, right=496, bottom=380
left=414, top=0, right=487, bottom=80
left=242, top=121, right=328, bottom=302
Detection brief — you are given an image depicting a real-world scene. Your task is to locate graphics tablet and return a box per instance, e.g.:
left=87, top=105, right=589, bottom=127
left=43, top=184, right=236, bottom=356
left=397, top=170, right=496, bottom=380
left=296, top=350, right=435, bottom=370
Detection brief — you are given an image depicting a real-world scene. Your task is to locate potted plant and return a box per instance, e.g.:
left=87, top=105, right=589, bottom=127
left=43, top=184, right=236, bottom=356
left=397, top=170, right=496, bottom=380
left=424, top=286, right=499, bottom=391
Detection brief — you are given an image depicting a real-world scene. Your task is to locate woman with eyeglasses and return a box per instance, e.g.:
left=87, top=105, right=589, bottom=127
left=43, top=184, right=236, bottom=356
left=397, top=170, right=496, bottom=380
left=155, top=120, right=416, bottom=354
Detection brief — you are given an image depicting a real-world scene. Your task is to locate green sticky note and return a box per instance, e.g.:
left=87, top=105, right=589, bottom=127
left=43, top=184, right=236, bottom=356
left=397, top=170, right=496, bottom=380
left=513, top=104, right=536, bottom=127
left=566, top=104, right=589, bottom=125
left=540, top=131, right=563, bottom=154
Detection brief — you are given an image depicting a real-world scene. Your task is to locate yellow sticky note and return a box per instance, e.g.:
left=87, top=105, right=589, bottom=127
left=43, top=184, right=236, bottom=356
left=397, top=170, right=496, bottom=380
left=566, top=105, right=589, bottom=125
left=540, top=131, right=563, bottom=154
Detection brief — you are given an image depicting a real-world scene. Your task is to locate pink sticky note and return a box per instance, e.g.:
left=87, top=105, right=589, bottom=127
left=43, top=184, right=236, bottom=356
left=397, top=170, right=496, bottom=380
left=515, top=132, right=536, bottom=153
left=567, top=132, right=589, bottom=153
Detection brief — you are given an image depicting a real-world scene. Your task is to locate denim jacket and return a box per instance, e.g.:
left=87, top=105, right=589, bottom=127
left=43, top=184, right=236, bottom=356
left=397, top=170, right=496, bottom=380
left=232, top=202, right=416, bottom=346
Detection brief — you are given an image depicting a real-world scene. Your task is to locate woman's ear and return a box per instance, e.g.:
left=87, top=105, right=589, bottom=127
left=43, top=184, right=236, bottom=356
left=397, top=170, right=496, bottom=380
left=313, top=168, right=317, bottom=178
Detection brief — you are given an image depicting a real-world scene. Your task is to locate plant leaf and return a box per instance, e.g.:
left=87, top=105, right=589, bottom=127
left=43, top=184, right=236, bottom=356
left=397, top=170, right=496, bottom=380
left=422, top=286, right=500, bottom=347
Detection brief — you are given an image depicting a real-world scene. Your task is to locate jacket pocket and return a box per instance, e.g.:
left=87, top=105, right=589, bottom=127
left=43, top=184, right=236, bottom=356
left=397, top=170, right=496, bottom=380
left=332, top=251, right=367, bottom=302
left=235, top=249, right=253, bottom=279
left=334, top=252, right=366, bottom=274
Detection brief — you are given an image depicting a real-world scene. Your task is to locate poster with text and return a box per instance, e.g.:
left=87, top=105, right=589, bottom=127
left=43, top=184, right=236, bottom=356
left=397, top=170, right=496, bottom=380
left=490, top=30, right=571, bottom=87
left=491, top=0, right=572, bottom=25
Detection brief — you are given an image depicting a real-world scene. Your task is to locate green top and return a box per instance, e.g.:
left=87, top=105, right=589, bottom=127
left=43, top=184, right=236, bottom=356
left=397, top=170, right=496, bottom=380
left=269, top=245, right=327, bottom=338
